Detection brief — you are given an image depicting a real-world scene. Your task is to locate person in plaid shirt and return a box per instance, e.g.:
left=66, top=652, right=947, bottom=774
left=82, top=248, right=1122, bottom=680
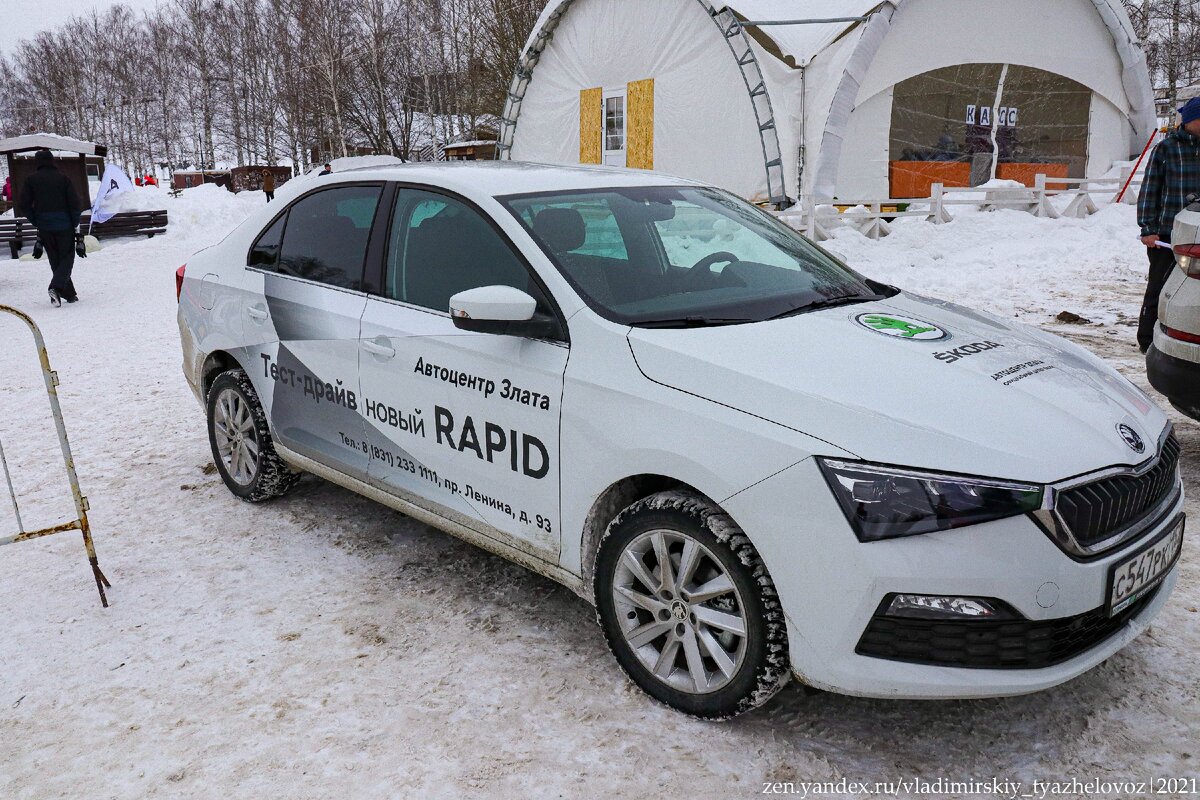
left=1137, top=97, right=1200, bottom=352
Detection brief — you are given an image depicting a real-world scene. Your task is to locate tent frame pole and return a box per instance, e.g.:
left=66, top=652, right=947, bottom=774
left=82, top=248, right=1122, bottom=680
left=739, top=17, right=870, bottom=26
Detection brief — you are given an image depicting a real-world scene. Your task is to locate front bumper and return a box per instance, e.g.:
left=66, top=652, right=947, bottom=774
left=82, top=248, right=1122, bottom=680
left=721, top=457, right=1185, bottom=700
left=1147, top=343, right=1200, bottom=417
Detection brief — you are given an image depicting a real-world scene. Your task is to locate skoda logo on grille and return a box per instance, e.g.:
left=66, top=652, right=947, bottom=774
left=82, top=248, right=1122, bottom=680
left=1117, top=424, right=1146, bottom=454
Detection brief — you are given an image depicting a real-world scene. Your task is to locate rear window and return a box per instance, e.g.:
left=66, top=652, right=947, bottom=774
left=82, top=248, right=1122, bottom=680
left=257, top=185, right=382, bottom=289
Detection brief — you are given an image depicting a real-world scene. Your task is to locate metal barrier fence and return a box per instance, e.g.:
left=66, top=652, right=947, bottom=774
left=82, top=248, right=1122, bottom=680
left=0, top=305, right=111, bottom=606
left=779, top=169, right=1146, bottom=242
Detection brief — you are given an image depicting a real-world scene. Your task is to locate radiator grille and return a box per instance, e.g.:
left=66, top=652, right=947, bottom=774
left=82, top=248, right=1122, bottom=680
left=1055, top=435, right=1181, bottom=548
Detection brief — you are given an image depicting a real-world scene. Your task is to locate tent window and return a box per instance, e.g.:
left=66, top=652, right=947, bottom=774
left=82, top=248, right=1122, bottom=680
left=888, top=64, right=1091, bottom=198
left=603, top=89, right=627, bottom=167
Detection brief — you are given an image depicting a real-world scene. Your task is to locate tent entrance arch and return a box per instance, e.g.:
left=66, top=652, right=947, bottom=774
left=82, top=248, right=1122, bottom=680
left=889, top=63, right=1093, bottom=198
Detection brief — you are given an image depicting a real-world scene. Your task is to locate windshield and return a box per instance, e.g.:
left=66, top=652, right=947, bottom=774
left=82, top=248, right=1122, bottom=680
left=501, top=186, right=887, bottom=326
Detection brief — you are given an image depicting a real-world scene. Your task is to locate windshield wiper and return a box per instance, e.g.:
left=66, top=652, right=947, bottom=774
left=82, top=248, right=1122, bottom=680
left=633, top=315, right=757, bottom=328
left=766, top=293, right=883, bottom=321
left=632, top=294, right=882, bottom=327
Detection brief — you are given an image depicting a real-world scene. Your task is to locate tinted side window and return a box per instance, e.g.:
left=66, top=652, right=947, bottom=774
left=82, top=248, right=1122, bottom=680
left=249, top=213, right=285, bottom=268
left=276, top=185, right=382, bottom=289
left=387, top=190, right=543, bottom=313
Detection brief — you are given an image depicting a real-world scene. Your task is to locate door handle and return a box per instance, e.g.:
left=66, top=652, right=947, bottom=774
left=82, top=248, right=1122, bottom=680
left=361, top=338, right=395, bottom=358
left=246, top=304, right=269, bottom=321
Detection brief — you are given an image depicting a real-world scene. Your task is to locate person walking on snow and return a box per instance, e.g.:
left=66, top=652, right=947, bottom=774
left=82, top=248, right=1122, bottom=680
left=1137, top=97, right=1200, bottom=353
left=17, top=149, right=83, bottom=306
left=319, top=162, right=332, bottom=176
left=262, top=169, right=276, bottom=201
left=2, top=175, right=10, bottom=202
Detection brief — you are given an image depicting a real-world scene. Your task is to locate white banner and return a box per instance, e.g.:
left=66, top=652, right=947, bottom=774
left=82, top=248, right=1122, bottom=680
left=90, top=165, right=135, bottom=224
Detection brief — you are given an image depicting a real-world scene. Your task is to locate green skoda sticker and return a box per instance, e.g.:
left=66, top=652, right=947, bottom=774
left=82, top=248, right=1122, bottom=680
left=855, top=313, right=947, bottom=341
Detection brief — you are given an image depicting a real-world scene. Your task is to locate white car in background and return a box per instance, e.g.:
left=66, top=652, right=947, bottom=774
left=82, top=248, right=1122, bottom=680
left=177, top=163, right=1184, bottom=718
left=1150, top=202, right=1200, bottom=422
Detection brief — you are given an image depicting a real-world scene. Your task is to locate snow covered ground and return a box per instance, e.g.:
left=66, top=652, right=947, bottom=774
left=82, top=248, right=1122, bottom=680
left=0, top=184, right=1197, bottom=799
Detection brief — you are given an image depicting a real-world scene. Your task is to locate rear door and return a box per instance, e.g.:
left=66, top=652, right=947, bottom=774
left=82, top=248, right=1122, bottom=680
left=240, top=182, right=386, bottom=479
left=358, top=186, right=569, bottom=560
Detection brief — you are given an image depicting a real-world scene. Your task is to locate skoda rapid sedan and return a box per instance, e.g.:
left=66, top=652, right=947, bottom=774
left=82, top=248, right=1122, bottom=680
left=178, top=163, right=1184, bottom=718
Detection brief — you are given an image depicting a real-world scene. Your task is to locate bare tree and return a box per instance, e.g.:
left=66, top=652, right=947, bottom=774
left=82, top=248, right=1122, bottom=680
left=0, top=0, right=545, bottom=171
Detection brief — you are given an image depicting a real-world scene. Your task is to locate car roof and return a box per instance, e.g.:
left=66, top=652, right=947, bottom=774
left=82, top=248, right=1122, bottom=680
left=325, top=160, right=704, bottom=197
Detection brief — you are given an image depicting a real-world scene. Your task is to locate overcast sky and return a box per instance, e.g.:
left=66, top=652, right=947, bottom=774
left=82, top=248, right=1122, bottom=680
left=1, top=0, right=162, bottom=58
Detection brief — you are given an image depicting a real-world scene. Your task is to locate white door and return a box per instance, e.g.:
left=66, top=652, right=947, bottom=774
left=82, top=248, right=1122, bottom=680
left=357, top=187, right=568, bottom=561
left=603, top=89, right=627, bottom=167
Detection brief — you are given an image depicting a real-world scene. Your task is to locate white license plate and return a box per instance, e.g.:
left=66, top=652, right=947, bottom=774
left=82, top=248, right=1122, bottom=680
left=1108, top=517, right=1184, bottom=616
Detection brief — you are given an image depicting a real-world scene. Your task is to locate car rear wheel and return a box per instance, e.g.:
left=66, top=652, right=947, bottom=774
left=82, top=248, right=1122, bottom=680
left=594, top=490, right=790, bottom=719
left=207, top=369, right=300, bottom=502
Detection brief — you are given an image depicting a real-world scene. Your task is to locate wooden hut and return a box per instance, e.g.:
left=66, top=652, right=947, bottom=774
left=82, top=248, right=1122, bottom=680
left=0, top=133, right=106, bottom=209
left=443, top=140, right=499, bottom=161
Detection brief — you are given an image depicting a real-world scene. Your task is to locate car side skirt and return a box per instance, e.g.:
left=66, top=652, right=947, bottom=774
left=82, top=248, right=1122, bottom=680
left=273, top=443, right=588, bottom=600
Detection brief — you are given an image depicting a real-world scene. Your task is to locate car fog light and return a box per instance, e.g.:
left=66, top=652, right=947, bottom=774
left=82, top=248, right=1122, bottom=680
left=885, top=594, right=1013, bottom=620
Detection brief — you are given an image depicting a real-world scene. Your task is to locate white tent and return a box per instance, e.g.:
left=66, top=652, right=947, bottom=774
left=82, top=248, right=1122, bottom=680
left=499, top=0, right=1155, bottom=206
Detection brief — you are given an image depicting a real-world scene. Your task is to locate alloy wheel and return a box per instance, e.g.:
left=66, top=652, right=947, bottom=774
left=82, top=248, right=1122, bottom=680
left=611, top=529, right=749, bottom=694
left=213, top=387, right=260, bottom=486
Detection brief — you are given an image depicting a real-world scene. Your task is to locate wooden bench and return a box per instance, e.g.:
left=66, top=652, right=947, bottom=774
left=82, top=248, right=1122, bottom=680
left=0, top=217, right=32, bottom=259
left=81, top=209, right=168, bottom=239
left=1, top=210, right=168, bottom=258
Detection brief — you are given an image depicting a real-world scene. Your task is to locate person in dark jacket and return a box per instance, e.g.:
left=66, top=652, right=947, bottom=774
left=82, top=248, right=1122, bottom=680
left=262, top=169, right=276, bottom=201
left=318, top=162, right=332, bottom=176
left=1136, top=98, right=1200, bottom=352
left=17, top=149, right=83, bottom=306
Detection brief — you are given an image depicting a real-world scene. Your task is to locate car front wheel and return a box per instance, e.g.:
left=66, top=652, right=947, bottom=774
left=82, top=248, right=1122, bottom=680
left=594, top=490, right=790, bottom=718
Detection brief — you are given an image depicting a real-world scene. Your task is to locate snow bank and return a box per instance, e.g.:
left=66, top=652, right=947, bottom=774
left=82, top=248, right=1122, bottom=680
left=290, top=155, right=404, bottom=185
left=102, top=184, right=261, bottom=249
left=822, top=202, right=1148, bottom=327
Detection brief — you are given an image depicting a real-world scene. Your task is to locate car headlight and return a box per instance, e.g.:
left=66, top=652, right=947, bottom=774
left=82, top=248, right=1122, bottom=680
left=817, top=458, right=1043, bottom=542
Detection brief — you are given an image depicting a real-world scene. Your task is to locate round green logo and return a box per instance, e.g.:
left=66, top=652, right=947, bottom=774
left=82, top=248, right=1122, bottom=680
left=854, top=313, right=947, bottom=341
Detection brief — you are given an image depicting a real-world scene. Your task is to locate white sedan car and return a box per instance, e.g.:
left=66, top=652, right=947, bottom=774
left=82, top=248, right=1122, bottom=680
left=1150, top=201, right=1200, bottom=421
left=178, top=163, right=1184, bottom=718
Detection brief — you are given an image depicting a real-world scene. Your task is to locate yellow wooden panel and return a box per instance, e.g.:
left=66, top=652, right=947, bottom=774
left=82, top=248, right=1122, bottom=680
left=579, top=87, right=602, bottom=165
left=627, top=78, right=655, bottom=170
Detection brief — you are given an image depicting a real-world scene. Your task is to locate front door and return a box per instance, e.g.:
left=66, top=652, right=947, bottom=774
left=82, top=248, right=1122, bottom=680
left=358, top=187, right=568, bottom=560
left=241, top=183, right=384, bottom=479
left=603, top=89, right=627, bottom=167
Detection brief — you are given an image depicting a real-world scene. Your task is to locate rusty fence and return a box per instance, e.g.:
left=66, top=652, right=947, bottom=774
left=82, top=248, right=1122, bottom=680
left=0, top=305, right=111, bottom=606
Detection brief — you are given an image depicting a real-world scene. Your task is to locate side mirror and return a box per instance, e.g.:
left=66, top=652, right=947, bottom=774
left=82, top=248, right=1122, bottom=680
left=449, top=285, right=560, bottom=339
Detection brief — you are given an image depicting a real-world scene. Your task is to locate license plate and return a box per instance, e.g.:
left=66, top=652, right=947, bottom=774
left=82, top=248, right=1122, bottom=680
left=1107, top=516, right=1185, bottom=616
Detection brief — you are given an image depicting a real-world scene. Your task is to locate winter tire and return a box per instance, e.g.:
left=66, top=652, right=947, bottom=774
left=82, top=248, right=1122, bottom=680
left=207, top=369, right=300, bottom=502
left=594, top=490, right=789, bottom=719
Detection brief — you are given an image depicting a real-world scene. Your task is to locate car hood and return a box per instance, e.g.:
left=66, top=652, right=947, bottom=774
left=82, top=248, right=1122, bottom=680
left=626, top=293, right=1168, bottom=483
